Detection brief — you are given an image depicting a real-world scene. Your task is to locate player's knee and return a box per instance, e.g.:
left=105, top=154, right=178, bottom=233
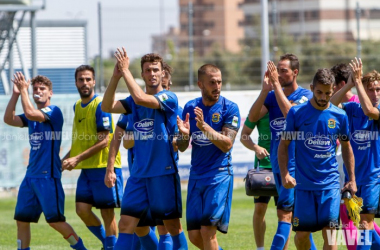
left=188, top=230, right=202, bottom=245
left=76, top=206, right=90, bottom=219
left=157, top=225, right=169, bottom=235
left=295, top=232, right=310, bottom=243
left=277, top=209, right=292, bottom=222
left=16, top=220, right=30, bottom=229
left=254, top=204, right=268, bottom=218
left=48, top=221, right=61, bottom=230
left=200, top=226, right=217, bottom=240
left=100, top=209, right=115, bottom=223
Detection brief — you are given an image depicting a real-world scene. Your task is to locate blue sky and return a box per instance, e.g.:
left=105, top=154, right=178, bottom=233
left=37, top=0, right=179, bottom=59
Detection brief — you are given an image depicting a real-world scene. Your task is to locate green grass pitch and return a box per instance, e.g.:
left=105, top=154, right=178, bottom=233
left=0, top=187, right=378, bottom=249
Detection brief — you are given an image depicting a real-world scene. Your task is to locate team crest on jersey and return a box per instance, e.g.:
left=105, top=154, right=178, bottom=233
left=212, top=113, right=221, bottom=123
left=293, top=217, right=299, bottom=227
left=328, top=119, right=336, bottom=128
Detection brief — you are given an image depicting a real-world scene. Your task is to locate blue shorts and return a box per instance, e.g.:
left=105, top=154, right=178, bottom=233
left=356, top=183, right=380, bottom=214
left=186, top=174, right=233, bottom=234
left=121, top=173, right=182, bottom=220
left=76, top=168, right=123, bottom=209
left=15, top=177, right=66, bottom=223
left=273, top=172, right=294, bottom=211
left=293, top=189, right=340, bottom=232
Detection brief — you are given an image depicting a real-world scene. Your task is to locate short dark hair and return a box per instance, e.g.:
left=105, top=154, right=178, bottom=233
left=312, top=68, right=335, bottom=87
left=140, top=53, right=163, bottom=71
left=163, top=62, right=173, bottom=76
left=330, top=63, right=352, bottom=85
left=198, top=64, right=220, bottom=81
left=279, top=53, right=299, bottom=73
left=362, top=70, right=380, bottom=88
left=75, top=65, right=95, bottom=80
left=31, top=75, right=52, bottom=90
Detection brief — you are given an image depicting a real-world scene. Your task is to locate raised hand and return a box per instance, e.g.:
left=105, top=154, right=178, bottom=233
left=12, top=72, right=30, bottom=91
left=194, top=107, right=206, bottom=131
left=12, top=83, right=20, bottom=95
left=262, top=70, right=273, bottom=92
left=267, top=61, right=280, bottom=86
left=114, top=47, right=130, bottom=73
left=112, top=62, right=123, bottom=79
left=177, top=113, right=190, bottom=135
left=349, top=57, right=363, bottom=85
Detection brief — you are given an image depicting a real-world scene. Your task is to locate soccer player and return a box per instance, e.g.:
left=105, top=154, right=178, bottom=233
left=101, top=49, right=187, bottom=250
left=105, top=61, right=180, bottom=250
left=4, top=72, right=86, bottom=250
left=331, top=63, right=359, bottom=103
left=62, top=65, right=122, bottom=250
left=240, top=112, right=277, bottom=250
left=247, top=54, right=315, bottom=250
left=176, top=64, right=241, bottom=250
left=331, top=58, right=380, bottom=249
left=279, top=68, right=357, bottom=250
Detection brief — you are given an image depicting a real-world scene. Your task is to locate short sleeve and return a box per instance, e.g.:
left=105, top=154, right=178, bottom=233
left=263, top=91, right=274, bottom=111
left=339, top=114, right=350, bottom=141
left=40, top=106, right=63, bottom=126
left=154, top=91, right=177, bottom=115
left=117, top=114, right=128, bottom=130
left=223, top=103, right=241, bottom=131
left=17, top=114, right=28, bottom=127
left=244, top=116, right=257, bottom=130
left=126, top=115, right=134, bottom=132
left=119, top=96, right=133, bottom=114
left=342, top=102, right=353, bottom=117
left=282, top=107, right=296, bottom=140
left=95, top=102, right=112, bottom=132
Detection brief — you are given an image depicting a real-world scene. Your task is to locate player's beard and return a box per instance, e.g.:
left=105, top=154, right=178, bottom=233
left=203, top=89, right=220, bottom=103
left=78, top=86, right=94, bottom=98
left=313, top=95, right=328, bottom=107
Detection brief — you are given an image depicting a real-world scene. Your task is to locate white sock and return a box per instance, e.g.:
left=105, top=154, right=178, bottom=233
left=257, top=247, right=264, bottom=250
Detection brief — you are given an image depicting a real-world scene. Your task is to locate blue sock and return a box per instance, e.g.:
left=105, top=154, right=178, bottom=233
left=87, top=225, right=106, bottom=244
left=131, top=233, right=141, bottom=250
left=309, top=233, right=317, bottom=250
left=357, top=230, right=372, bottom=250
left=372, top=229, right=380, bottom=248
left=105, top=235, right=117, bottom=250
left=270, top=221, right=291, bottom=250
left=172, top=231, right=188, bottom=250
left=115, top=233, right=134, bottom=250
left=218, top=246, right=223, bottom=250
left=139, top=228, right=158, bottom=250
left=19, top=248, right=30, bottom=250
left=158, top=233, right=173, bottom=250
left=70, top=237, right=87, bottom=250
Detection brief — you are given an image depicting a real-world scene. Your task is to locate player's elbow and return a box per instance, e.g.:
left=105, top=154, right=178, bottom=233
left=3, top=115, right=12, bottom=125
left=221, top=142, right=233, bottom=153
left=101, top=102, right=111, bottom=113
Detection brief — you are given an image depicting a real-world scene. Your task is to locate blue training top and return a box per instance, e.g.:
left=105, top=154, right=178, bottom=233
left=283, top=101, right=349, bottom=190
left=119, top=90, right=178, bottom=178
left=19, top=105, right=63, bottom=179
left=183, top=96, right=240, bottom=179
left=342, top=102, right=380, bottom=185
left=264, top=86, right=312, bottom=173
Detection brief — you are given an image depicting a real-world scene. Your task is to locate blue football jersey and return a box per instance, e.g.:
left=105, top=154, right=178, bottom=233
left=183, top=96, right=240, bottom=179
left=264, top=87, right=312, bottom=173
left=119, top=90, right=178, bottom=178
left=19, top=105, right=63, bottom=178
left=284, top=102, right=349, bottom=190
left=342, top=102, right=380, bottom=185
